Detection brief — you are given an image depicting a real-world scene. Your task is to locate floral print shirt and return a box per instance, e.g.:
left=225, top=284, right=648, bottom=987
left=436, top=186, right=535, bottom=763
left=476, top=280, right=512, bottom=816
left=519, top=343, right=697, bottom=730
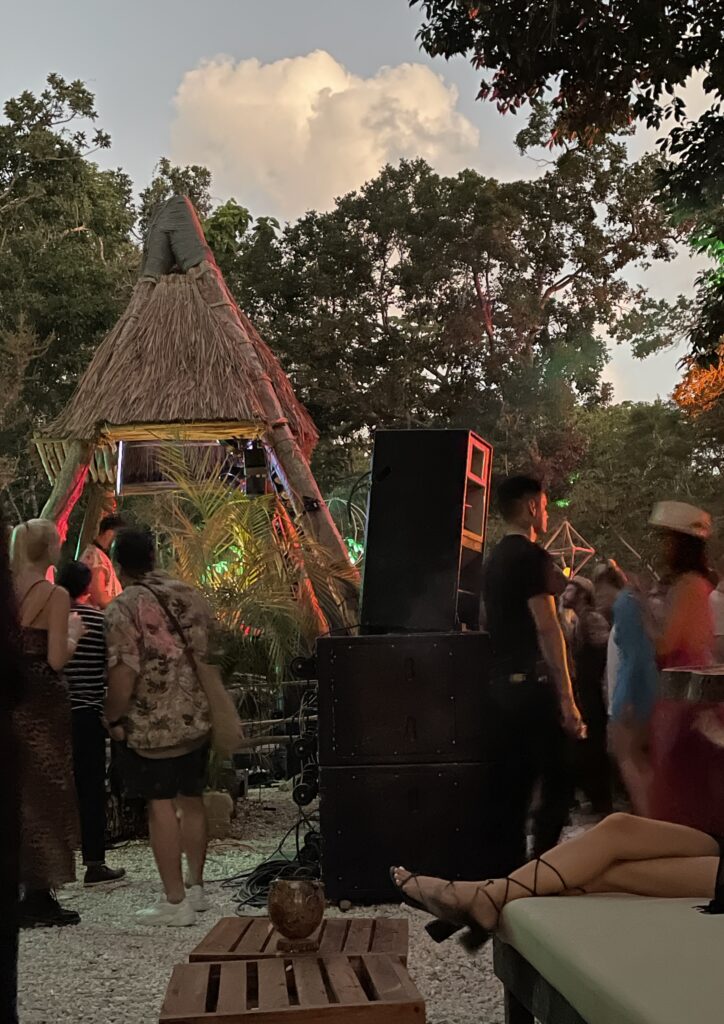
left=105, top=571, right=212, bottom=755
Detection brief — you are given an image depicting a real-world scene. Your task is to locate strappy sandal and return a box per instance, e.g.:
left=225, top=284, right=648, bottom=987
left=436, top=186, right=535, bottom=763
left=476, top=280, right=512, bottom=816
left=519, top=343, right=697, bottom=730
left=389, top=868, right=533, bottom=950
left=390, top=856, right=579, bottom=952
left=389, top=867, right=486, bottom=947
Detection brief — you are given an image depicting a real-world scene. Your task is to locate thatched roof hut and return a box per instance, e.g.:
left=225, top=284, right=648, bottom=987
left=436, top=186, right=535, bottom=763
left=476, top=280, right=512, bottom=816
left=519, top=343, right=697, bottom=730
left=35, top=197, right=355, bottom=617
left=37, top=197, right=317, bottom=490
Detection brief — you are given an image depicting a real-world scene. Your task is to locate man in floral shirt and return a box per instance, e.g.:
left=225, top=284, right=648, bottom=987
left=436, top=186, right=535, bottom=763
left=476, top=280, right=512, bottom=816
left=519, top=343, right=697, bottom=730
left=105, top=528, right=213, bottom=927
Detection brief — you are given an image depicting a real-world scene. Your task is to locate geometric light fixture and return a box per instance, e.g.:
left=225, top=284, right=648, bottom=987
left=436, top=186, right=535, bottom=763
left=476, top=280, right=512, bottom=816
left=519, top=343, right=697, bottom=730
left=544, top=519, right=596, bottom=577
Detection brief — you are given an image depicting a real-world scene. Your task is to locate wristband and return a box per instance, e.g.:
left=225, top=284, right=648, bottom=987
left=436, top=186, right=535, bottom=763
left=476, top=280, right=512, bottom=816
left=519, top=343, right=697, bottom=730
left=107, top=718, right=124, bottom=729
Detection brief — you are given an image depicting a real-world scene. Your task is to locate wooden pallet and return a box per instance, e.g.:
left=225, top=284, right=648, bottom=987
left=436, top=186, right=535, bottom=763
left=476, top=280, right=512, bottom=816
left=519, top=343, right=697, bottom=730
left=160, top=955, right=425, bottom=1024
left=190, top=918, right=409, bottom=966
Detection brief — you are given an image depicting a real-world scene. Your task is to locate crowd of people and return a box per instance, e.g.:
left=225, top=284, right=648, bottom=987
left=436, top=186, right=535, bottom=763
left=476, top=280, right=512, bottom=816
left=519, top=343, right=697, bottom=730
left=487, top=477, right=723, bottom=845
left=3, top=476, right=723, bottom=1013
left=563, top=498, right=721, bottom=830
left=1, top=513, right=219, bottom=1021
left=395, top=475, right=724, bottom=948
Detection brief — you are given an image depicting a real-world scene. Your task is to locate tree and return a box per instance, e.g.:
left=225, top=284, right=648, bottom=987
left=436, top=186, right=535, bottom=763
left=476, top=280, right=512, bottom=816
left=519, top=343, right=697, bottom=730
left=409, top=1, right=724, bottom=369
left=0, top=75, right=138, bottom=518
left=563, top=401, right=724, bottom=569
left=218, top=151, right=679, bottom=490
left=410, top=2, right=722, bottom=145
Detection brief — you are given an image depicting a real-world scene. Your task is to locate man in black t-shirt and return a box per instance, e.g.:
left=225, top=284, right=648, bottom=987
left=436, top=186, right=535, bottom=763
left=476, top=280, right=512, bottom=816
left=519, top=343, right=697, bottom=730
left=483, top=475, right=584, bottom=861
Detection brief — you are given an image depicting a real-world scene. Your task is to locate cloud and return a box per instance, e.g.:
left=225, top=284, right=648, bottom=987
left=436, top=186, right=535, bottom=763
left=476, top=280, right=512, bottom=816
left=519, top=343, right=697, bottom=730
left=170, top=50, right=480, bottom=219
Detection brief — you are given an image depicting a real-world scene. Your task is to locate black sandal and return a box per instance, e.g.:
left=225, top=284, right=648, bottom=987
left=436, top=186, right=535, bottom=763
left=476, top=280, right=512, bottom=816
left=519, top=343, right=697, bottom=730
left=389, top=868, right=532, bottom=951
left=389, top=867, right=487, bottom=947
left=390, top=856, right=578, bottom=952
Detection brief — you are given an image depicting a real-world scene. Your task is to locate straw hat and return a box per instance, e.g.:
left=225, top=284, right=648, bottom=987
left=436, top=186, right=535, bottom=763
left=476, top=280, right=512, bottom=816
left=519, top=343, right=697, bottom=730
left=649, top=501, right=712, bottom=539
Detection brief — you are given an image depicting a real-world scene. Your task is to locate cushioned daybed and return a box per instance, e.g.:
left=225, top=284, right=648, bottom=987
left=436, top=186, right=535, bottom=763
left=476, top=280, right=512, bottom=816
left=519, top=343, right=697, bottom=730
left=494, top=895, right=724, bottom=1024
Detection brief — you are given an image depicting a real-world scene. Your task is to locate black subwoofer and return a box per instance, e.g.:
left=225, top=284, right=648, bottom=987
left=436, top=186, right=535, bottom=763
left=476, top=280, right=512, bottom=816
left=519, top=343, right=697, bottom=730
left=317, top=633, right=521, bottom=902
left=317, top=632, right=499, bottom=766
left=319, top=763, right=517, bottom=902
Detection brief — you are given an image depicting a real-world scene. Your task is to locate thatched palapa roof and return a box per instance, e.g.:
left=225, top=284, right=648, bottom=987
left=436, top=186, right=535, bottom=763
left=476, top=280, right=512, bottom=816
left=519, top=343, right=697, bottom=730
left=37, top=196, right=318, bottom=485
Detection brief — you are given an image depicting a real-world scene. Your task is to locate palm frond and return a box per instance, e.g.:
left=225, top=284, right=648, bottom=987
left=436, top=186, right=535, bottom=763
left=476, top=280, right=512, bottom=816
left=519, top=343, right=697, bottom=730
left=150, top=451, right=359, bottom=681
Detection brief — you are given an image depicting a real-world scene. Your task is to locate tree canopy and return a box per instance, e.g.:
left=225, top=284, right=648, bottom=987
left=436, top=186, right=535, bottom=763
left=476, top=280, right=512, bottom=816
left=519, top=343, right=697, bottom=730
left=0, top=75, right=137, bottom=518
left=410, top=1, right=724, bottom=371
left=410, top=2, right=722, bottom=146
left=211, top=145, right=680, bottom=490
left=565, top=401, right=724, bottom=567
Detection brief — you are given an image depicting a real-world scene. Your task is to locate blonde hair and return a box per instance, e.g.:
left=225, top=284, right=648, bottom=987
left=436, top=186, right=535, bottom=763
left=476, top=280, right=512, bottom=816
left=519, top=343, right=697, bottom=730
left=11, top=519, right=60, bottom=571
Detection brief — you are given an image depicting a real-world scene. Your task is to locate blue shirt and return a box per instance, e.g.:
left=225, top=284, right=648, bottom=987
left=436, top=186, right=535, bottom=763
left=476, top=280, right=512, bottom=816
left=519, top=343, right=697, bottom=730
left=610, top=589, right=659, bottom=724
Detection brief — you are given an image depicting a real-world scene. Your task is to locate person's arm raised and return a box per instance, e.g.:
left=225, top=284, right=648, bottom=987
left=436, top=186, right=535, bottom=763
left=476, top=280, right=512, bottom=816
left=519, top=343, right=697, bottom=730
left=529, top=593, right=586, bottom=739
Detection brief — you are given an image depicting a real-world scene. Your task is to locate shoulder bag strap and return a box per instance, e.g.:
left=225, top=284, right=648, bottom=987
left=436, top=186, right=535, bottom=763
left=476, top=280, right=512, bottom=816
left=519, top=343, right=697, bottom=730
left=136, top=583, right=199, bottom=678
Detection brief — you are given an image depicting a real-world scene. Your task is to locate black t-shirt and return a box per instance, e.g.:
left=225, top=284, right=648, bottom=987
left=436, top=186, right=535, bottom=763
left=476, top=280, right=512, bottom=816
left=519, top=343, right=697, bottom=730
left=483, top=534, right=556, bottom=673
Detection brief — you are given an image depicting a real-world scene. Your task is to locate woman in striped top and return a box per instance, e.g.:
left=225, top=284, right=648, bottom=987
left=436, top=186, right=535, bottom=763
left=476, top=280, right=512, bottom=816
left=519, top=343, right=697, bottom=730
left=56, top=562, right=125, bottom=887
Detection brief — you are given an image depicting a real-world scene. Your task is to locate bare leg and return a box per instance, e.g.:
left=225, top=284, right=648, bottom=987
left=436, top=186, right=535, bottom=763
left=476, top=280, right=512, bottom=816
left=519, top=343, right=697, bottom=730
left=585, top=856, right=717, bottom=898
left=394, top=813, right=719, bottom=930
left=609, top=720, right=652, bottom=816
left=147, top=799, right=185, bottom=904
left=176, top=796, right=207, bottom=888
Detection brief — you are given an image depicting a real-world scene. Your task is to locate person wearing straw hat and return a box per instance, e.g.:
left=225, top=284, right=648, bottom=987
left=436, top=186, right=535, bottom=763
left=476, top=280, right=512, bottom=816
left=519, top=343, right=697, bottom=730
left=649, top=501, right=714, bottom=670
left=647, top=501, right=718, bottom=834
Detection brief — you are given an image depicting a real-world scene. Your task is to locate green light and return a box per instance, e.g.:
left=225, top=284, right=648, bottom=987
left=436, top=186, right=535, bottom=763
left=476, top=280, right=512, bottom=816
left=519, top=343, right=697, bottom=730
left=345, top=537, right=364, bottom=563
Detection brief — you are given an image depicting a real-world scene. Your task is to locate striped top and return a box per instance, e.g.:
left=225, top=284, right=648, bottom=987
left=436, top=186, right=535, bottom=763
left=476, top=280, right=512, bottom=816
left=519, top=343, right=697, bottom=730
left=66, top=603, right=107, bottom=712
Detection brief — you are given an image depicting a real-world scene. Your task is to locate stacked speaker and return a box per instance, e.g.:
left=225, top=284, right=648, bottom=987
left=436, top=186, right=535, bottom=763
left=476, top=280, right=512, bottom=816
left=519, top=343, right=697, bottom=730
left=318, top=430, right=520, bottom=903
left=360, top=429, right=492, bottom=633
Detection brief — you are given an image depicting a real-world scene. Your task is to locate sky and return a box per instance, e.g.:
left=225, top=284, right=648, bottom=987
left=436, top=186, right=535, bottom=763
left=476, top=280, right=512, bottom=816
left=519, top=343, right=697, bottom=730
left=1, top=0, right=707, bottom=402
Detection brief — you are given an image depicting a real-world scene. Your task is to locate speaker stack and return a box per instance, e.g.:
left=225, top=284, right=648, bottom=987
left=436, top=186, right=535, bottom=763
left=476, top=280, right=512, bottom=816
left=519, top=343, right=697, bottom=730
left=317, top=430, right=520, bottom=903
left=360, top=429, right=492, bottom=633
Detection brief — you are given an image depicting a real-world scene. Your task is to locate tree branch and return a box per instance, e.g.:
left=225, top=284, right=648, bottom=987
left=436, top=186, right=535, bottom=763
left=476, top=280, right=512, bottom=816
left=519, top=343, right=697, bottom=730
left=473, top=268, right=496, bottom=353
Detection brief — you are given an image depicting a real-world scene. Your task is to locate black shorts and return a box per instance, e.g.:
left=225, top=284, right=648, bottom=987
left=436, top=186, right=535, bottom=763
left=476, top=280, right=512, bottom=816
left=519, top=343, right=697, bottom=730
left=119, top=743, right=210, bottom=801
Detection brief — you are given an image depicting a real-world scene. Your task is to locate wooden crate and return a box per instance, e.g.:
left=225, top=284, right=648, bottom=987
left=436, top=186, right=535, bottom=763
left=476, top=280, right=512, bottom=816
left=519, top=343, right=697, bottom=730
left=190, top=918, right=409, bottom=966
left=160, top=955, right=425, bottom=1024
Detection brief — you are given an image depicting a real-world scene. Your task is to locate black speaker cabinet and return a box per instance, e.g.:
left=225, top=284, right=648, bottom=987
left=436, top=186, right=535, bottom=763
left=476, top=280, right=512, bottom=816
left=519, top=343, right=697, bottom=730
left=361, top=429, right=493, bottom=633
left=317, top=632, right=499, bottom=766
left=320, top=764, right=521, bottom=902
left=317, top=632, right=524, bottom=901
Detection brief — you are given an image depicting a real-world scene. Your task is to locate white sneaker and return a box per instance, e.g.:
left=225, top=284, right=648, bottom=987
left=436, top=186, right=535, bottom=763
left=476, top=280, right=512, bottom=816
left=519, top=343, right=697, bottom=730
left=135, top=897, right=196, bottom=927
left=187, top=885, right=211, bottom=912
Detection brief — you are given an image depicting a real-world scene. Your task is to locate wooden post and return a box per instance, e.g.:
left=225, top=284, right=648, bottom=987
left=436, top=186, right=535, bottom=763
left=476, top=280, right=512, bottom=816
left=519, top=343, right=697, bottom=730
left=193, top=262, right=359, bottom=628
left=40, top=441, right=93, bottom=543
left=76, top=482, right=111, bottom=557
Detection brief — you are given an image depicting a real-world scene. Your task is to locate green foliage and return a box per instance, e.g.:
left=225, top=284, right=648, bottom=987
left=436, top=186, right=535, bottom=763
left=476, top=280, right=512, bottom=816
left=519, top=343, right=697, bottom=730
left=611, top=295, right=692, bottom=359
left=410, top=2, right=722, bottom=138
left=150, top=446, right=358, bottom=683
left=564, top=402, right=724, bottom=567
left=218, top=153, right=678, bottom=488
left=0, top=74, right=138, bottom=519
left=410, top=0, right=724, bottom=372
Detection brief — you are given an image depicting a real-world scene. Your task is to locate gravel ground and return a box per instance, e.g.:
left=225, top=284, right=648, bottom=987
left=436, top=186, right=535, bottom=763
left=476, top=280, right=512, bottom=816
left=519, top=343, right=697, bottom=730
left=17, top=787, right=530, bottom=1024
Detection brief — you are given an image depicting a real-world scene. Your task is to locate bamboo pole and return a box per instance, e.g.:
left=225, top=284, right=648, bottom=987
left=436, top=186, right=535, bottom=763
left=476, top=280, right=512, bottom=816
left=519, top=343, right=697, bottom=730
left=40, top=441, right=93, bottom=542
